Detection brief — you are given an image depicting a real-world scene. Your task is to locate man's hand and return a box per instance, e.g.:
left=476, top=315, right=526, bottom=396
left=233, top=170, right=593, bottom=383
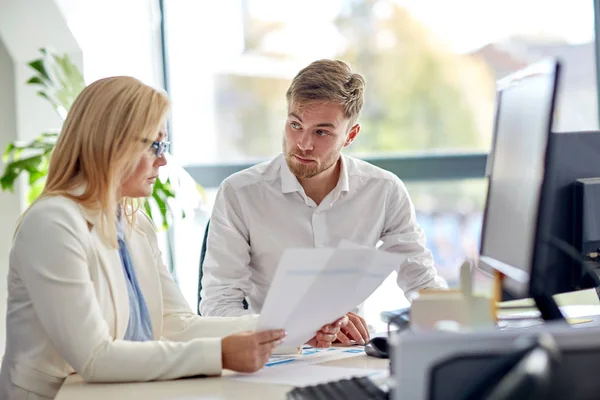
left=306, top=315, right=349, bottom=348
left=336, top=312, right=370, bottom=345
left=221, top=329, right=286, bottom=373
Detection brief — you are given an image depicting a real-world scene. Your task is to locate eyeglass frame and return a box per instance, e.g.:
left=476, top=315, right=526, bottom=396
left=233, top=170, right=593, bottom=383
left=141, top=139, right=170, bottom=158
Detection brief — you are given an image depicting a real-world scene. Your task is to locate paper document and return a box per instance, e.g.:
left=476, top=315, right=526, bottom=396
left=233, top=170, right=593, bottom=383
left=258, top=244, right=402, bottom=347
left=227, top=364, right=385, bottom=386
left=498, top=304, right=600, bottom=324
left=265, top=346, right=365, bottom=368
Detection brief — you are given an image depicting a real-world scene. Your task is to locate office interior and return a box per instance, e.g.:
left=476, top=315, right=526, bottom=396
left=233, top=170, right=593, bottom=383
left=2, top=0, right=600, bottom=399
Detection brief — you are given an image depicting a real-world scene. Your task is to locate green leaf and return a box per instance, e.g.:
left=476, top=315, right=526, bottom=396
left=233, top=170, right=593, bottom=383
left=27, top=76, right=45, bottom=85
left=0, top=48, right=84, bottom=198
left=0, top=168, right=18, bottom=191
left=25, top=49, right=85, bottom=118
left=29, top=160, right=50, bottom=184
left=148, top=194, right=168, bottom=231
left=144, top=200, right=154, bottom=221
left=28, top=59, right=50, bottom=82
left=27, top=178, right=46, bottom=205
left=3, top=143, right=16, bottom=161
left=36, top=91, right=60, bottom=110
left=158, top=203, right=169, bottom=230
left=13, top=147, right=24, bottom=161
left=2, top=47, right=194, bottom=234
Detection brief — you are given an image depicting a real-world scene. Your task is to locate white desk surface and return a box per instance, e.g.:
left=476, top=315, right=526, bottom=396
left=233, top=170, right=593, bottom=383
left=55, top=289, right=599, bottom=400
left=56, top=352, right=388, bottom=400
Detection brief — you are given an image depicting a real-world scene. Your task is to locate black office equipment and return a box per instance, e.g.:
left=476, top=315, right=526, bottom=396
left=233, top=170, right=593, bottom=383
left=477, top=58, right=598, bottom=321
left=479, top=57, right=600, bottom=317
left=529, top=130, right=600, bottom=298
left=286, top=376, right=389, bottom=400
left=478, top=59, right=561, bottom=311
left=392, top=59, right=600, bottom=400
left=458, top=333, right=560, bottom=400
left=364, top=307, right=410, bottom=360
left=197, top=220, right=248, bottom=315
left=365, top=337, right=389, bottom=359
left=393, top=319, right=600, bottom=399
left=574, top=177, right=600, bottom=258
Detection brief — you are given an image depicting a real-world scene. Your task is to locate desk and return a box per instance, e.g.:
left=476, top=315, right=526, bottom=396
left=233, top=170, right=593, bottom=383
left=56, top=289, right=599, bottom=399
left=55, top=353, right=388, bottom=400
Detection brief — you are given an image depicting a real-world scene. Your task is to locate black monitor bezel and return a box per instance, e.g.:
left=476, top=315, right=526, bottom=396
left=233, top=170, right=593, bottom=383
left=478, top=59, right=561, bottom=299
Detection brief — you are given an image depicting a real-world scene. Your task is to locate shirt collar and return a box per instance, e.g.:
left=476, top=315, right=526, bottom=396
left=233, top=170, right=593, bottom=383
left=279, top=153, right=350, bottom=195
left=336, top=155, right=350, bottom=193
left=280, top=154, right=304, bottom=194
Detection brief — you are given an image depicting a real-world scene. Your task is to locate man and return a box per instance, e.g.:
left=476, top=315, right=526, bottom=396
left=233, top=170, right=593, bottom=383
left=200, top=59, right=447, bottom=345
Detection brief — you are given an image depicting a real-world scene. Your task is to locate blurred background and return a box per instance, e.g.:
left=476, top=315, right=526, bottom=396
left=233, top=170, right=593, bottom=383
left=1, top=0, right=599, bottom=338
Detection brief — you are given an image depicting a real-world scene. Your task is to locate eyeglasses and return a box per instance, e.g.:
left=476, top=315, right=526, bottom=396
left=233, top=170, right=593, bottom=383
left=146, top=140, right=170, bottom=158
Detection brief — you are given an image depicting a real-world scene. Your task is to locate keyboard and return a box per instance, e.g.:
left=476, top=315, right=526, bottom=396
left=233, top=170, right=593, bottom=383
left=286, top=376, right=389, bottom=399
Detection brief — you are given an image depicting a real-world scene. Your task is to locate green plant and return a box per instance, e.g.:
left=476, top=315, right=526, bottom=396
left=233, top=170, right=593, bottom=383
left=0, top=48, right=198, bottom=231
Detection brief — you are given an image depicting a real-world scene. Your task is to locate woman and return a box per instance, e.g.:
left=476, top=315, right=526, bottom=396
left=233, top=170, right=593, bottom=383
left=0, top=76, right=345, bottom=400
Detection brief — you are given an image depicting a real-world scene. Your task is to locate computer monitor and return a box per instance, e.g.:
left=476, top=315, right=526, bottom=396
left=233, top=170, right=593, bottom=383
left=531, top=130, right=600, bottom=298
left=478, top=59, right=563, bottom=318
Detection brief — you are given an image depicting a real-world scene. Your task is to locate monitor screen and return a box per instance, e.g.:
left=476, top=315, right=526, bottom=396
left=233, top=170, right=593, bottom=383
left=479, top=60, right=560, bottom=297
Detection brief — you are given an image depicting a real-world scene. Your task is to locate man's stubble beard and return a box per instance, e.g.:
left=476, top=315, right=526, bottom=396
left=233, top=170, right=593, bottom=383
left=283, top=136, right=342, bottom=180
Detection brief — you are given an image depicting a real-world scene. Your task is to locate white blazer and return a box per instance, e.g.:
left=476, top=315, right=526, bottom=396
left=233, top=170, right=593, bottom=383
left=0, top=194, right=257, bottom=400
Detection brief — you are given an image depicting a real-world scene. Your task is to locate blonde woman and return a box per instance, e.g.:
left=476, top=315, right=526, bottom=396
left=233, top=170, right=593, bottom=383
left=0, top=76, right=346, bottom=400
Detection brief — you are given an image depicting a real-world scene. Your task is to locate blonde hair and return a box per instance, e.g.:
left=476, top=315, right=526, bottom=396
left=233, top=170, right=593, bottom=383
left=286, top=59, right=366, bottom=126
left=30, top=76, right=170, bottom=247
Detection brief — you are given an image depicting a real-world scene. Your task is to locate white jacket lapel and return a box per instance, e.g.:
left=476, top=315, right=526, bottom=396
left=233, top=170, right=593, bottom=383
left=75, top=201, right=130, bottom=340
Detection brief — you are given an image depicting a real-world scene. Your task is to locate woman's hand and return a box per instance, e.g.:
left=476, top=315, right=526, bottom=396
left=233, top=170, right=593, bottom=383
left=306, top=315, right=349, bottom=348
left=221, top=329, right=287, bottom=372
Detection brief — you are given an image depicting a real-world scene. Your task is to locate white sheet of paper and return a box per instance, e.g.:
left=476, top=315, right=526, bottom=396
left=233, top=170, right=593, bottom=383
left=560, top=305, right=600, bottom=318
left=227, top=364, right=385, bottom=386
left=498, top=305, right=600, bottom=320
left=265, top=347, right=365, bottom=367
left=258, top=246, right=401, bottom=347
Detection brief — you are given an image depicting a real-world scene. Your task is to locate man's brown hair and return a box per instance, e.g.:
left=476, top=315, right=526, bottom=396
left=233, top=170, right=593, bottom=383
left=286, top=59, right=366, bottom=127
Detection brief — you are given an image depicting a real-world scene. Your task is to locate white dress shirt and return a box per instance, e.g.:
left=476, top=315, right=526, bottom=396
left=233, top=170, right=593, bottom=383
left=200, top=154, right=447, bottom=317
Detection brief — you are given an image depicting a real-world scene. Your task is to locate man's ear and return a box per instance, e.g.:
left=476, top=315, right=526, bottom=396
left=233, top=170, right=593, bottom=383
left=344, top=124, right=361, bottom=147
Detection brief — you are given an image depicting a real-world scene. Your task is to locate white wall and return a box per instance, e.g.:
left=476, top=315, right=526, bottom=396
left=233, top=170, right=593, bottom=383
left=0, top=0, right=83, bottom=356
left=0, top=37, right=20, bottom=355
left=0, top=0, right=82, bottom=144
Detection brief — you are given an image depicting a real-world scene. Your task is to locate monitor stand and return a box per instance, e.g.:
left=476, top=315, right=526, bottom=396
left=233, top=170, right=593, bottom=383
left=493, top=270, right=566, bottom=324
left=534, top=293, right=567, bottom=322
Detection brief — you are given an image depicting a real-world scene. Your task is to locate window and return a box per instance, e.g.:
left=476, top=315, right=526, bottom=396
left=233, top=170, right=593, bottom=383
left=164, top=0, right=597, bottom=165
left=162, top=0, right=599, bottom=326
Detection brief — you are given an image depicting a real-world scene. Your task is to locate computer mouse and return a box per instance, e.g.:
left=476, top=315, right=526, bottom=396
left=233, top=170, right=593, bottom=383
left=365, top=336, right=389, bottom=359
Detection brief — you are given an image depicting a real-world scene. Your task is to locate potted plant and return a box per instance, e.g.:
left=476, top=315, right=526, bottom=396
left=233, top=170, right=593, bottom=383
left=0, top=48, right=202, bottom=270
